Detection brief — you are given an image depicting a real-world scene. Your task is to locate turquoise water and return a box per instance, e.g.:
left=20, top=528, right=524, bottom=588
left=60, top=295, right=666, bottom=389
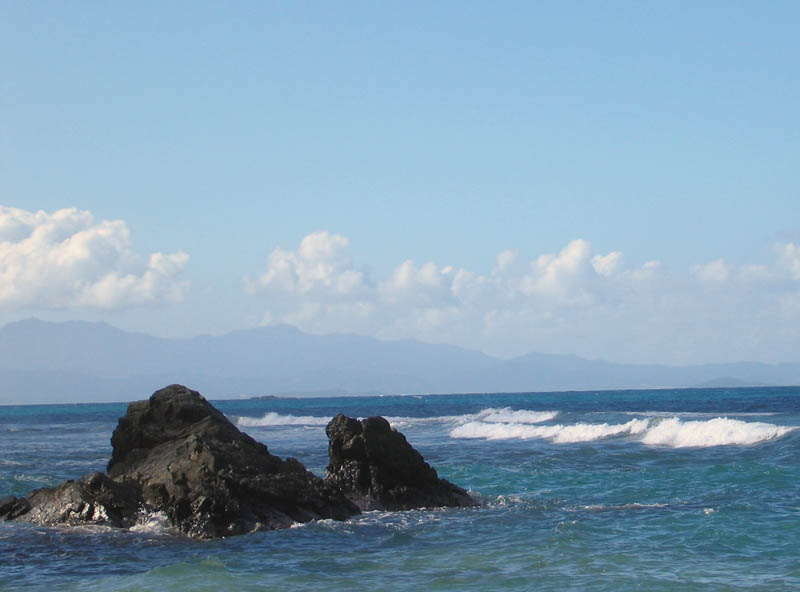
left=1, top=387, right=799, bottom=590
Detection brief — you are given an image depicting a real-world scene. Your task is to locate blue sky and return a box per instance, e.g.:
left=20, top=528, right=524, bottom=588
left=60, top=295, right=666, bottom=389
left=2, top=2, right=799, bottom=364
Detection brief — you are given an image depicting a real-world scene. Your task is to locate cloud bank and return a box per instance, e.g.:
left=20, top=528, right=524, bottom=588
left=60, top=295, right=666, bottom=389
left=0, top=206, right=189, bottom=310
left=247, top=231, right=800, bottom=364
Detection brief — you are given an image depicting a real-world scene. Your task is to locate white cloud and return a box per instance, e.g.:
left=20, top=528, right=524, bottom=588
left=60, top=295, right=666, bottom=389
left=246, top=231, right=366, bottom=298
left=246, top=232, right=800, bottom=364
left=591, top=251, right=623, bottom=277
left=494, top=249, right=519, bottom=274
left=692, top=258, right=731, bottom=285
left=778, top=243, right=800, bottom=280
left=379, top=260, right=457, bottom=307
left=692, top=248, right=799, bottom=287
left=0, top=206, right=189, bottom=310
left=523, top=239, right=595, bottom=296
left=246, top=233, right=664, bottom=354
left=630, top=260, right=661, bottom=280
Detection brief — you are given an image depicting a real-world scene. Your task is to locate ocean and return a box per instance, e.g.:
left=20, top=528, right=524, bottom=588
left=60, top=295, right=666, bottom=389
left=1, top=386, right=799, bottom=591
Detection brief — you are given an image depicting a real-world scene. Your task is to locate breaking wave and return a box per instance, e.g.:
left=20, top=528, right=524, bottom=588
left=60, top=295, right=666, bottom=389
left=450, top=415, right=796, bottom=447
left=474, top=408, right=560, bottom=424
left=235, top=407, right=558, bottom=429
left=450, top=418, right=649, bottom=443
left=130, top=511, right=176, bottom=535
left=388, top=407, right=559, bottom=428
left=235, top=413, right=330, bottom=427
left=640, top=417, right=796, bottom=448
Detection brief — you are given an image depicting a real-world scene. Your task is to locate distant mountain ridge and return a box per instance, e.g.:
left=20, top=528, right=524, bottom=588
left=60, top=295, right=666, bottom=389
left=1, top=318, right=799, bottom=404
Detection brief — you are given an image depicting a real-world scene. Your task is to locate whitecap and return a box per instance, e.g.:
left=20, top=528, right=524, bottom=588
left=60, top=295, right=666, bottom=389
left=238, top=407, right=560, bottom=430
left=476, top=408, right=560, bottom=424
left=235, top=412, right=330, bottom=427
left=449, top=418, right=649, bottom=443
left=130, top=510, right=176, bottom=535
left=640, top=416, right=796, bottom=448
left=388, top=407, right=559, bottom=429
left=579, top=502, right=669, bottom=512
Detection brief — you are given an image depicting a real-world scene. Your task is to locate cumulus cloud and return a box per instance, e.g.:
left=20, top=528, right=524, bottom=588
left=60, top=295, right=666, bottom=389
left=0, top=206, right=189, bottom=309
left=379, top=260, right=458, bottom=307
left=521, top=239, right=594, bottom=297
left=692, top=247, right=800, bottom=287
left=245, top=231, right=366, bottom=298
left=246, top=232, right=665, bottom=355
left=692, top=258, right=731, bottom=285
left=246, top=232, right=800, bottom=363
left=778, top=243, right=800, bottom=280
left=591, top=251, right=623, bottom=277
left=494, top=249, right=520, bottom=274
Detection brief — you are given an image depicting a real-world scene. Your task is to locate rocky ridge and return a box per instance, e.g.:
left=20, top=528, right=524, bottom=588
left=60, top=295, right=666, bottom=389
left=325, top=414, right=474, bottom=510
left=0, top=385, right=474, bottom=538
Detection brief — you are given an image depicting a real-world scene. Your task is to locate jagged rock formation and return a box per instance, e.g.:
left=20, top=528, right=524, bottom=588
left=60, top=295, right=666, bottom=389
left=1, top=385, right=475, bottom=538
left=0, top=495, right=32, bottom=520
left=105, top=385, right=358, bottom=537
left=325, top=414, right=475, bottom=510
left=19, top=471, right=139, bottom=527
left=3, top=385, right=359, bottom=538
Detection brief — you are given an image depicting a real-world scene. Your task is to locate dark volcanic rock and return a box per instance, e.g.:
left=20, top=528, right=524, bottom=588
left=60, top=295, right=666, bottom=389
left=3, top=386, right=476, bottom=537
left=8, top=385, right=359, bottom=538
left=325, top=414, right=475, bottom=510
left=19, top=472, right=139, bottom=528
left=0, top=495, right=31, bottom=520
left=107, top=385, right=359, bottom=537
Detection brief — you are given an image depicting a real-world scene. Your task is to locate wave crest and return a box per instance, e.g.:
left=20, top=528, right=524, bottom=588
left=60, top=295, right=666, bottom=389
left=640, top=417, right=796, bottom=448
left=450, top=418, right=649, bottom=443
left=389, top=407, right=559, bottom=428
left=450, top=415, right=795, bottom=447
left=236, top=413, right=330, bottom=427
left=475, top=408, right=559, bottom=424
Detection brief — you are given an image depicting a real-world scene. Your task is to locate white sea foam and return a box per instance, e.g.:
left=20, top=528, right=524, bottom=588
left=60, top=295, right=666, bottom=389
left=450, top=414, right=796, bottom=448
left=389, top=407, right=559, bottom=428
left=236, top=407, right=558, bottom=430
left=639, top=416, right=796, bottom=448
left=476, top=408, right=560, bottom=424
left=450, top=418, right=649, bottom=443
left=130, top=510, right=175, bottom=535
left=578, top=502, right=669, bottom=512
left=235, top=413, right=330, bottom=427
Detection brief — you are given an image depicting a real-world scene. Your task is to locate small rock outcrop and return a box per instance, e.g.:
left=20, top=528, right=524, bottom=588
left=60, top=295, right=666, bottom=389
left=0, top=496, right=31, bottom=520
left=325, top=414, right=475, bottom=510
left=1, top=386, right=476, bottom=538
left=20, top=471, right=140, bottom=527
left=4, top=385, right=359, bottom=538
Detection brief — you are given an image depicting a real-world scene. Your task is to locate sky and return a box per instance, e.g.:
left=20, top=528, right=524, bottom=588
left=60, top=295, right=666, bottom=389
left=1, top=1, right=799, bottom=365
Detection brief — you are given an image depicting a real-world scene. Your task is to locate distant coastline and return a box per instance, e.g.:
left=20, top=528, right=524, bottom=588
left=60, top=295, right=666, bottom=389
left=1, top=318, right=799, bottom=405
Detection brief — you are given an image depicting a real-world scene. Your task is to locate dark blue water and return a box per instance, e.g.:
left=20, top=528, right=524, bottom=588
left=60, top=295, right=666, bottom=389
left=2, top=387, right=799, bottom=590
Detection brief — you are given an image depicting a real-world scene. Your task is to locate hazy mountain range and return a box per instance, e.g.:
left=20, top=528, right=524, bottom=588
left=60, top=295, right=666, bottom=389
left=1, top=318, right=799, bottom=404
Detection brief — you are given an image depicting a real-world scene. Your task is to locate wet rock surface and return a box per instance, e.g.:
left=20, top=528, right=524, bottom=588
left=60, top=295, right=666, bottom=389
left=325, top=414, right=476, bottom=510
left=19, top=472, right=139, bottom=528
left=3, top=385, right=358, bottom=538
left=0, top=495, right=31, bottom=520
left=1, top=385, right=474, bottom=538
